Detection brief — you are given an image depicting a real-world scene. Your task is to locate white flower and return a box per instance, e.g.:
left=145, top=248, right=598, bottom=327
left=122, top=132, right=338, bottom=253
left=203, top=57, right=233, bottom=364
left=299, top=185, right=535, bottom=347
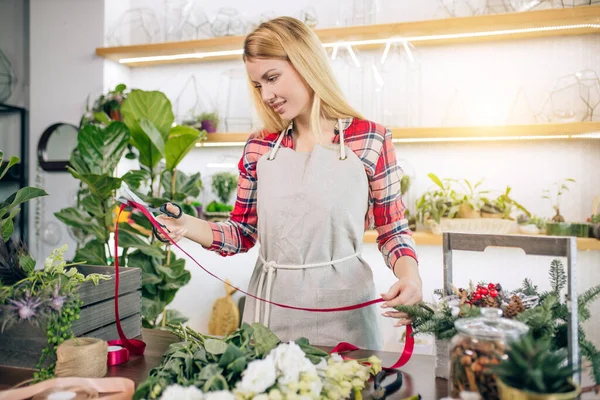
left=237, top=356, right=277, bottom=394
left=203, top=391, right=235, bottom=400
left=160, top=384, right=204, bottom=400
left=270, top=342, right=317, bottom=385
left=252, top=395, right=270, bottom=400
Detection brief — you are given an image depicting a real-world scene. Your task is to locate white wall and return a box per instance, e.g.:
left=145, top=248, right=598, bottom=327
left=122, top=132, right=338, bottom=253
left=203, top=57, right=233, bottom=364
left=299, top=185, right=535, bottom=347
left=92, top=0, right=600, bottom=360
left=29, top=0, right=107, bottom=261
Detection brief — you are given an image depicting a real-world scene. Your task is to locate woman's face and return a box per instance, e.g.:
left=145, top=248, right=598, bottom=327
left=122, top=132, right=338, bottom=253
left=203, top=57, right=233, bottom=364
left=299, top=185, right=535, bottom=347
left=246, top=58, right=312, bottom=121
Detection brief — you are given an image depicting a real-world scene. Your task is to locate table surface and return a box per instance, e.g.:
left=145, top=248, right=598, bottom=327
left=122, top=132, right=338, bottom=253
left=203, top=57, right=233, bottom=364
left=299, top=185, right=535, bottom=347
left=0, top=328, right=449, bottom=399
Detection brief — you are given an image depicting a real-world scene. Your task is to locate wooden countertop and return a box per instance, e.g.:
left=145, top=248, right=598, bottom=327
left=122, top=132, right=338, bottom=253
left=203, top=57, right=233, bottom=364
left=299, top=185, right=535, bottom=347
left=0, top=328, right=449, bottom=399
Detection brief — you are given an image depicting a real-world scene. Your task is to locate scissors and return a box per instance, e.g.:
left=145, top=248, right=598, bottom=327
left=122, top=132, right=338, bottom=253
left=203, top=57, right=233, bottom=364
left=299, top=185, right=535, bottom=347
left=372, top=369, right=407, bottom=400
left=116, top=184, right=183, bottom=243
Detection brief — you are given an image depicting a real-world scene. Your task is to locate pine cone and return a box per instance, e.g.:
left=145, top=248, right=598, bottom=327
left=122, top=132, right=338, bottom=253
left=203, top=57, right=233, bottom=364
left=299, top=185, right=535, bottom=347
left=504, top=295, right=525, bottom=318
left=483, top=296, right=499, bottom=308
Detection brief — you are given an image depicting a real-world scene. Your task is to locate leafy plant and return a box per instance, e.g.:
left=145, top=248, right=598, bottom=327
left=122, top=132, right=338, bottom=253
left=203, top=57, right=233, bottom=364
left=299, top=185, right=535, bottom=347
left=56, top=89, right=205, bottom=328
left=492, top=333, right=577, bottom=394
left=517, top=214, right=548, bottom=230
left=0, top=152, right=48, bottom=243
left=482, top=186, right=531, bottom=219
left=211, top=172, right=238, bottom=205
left=135, top=322, right=378, bottom=400
left=416, top=173, right=460, bottom=224
left=0, top=244, right=110, bottom=381
left=588, top=213, right=600, bottom=224
left=454, top=178, right=489, bottom=217
left=542, top=178, right=575, bottom=222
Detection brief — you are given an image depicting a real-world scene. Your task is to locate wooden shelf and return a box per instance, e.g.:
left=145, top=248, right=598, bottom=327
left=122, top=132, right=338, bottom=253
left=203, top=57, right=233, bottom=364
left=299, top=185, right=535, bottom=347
left=96, top=6, right=600, bottom=67
left=363, top=231, right=600, bottom=251
left=195, top=122, right=600, bottom=147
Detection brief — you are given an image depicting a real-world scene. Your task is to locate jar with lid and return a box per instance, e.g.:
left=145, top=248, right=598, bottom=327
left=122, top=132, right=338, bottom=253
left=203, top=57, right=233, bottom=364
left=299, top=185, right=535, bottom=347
left=449, top=307, right=529, bottom=400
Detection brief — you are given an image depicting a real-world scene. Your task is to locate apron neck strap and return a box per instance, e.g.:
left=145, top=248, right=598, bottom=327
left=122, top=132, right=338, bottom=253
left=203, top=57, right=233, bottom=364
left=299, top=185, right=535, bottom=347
left=267, top=118, right=347, bottom=161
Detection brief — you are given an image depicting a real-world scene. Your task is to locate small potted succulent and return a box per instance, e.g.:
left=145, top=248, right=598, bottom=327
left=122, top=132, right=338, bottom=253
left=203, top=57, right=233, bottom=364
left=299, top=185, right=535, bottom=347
left=492, top=333, right=580, bottom=400
left=543, top=178, right=590, bottom=237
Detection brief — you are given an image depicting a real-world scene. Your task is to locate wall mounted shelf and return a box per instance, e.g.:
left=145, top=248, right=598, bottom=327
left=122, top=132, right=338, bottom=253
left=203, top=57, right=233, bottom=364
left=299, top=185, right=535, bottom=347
left=363, top=231, right=600, bottom=251
left=96, top=6, right=600, bottom=67
left=194, top=122, right=600, bottom=147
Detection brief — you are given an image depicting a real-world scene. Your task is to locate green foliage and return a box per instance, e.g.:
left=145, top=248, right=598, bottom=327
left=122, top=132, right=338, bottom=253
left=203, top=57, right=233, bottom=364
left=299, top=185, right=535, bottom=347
left=134, top=323, right=331, bottom=400
left=211, top=172, right=238, bottom=205
left=0, top=152, right=48, bottom=242
left=482, top=186, right=531, bottom=219
left=492, top=334, right=577, bottom=394
left=549, top=259, right=567, bottom=297
left=58, top=89, right=204, bottom=328
left=542, top=178, right=575, bottom=221
left=416, top=173, right=461, bottom=224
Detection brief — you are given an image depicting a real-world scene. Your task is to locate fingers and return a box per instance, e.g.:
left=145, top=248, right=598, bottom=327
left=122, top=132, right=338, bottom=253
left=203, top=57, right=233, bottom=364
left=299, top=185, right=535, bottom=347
left=166, top=203, right=179, bottom=215
left=381, top=311, right=409, bottom=319
left=156, top=228, right=187, bottom=243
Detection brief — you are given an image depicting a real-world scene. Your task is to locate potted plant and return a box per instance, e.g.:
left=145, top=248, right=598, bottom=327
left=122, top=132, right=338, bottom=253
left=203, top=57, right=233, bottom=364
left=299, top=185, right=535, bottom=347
left=205, top=172, right=238, bottom=220
left=199, top=111, right=219, bottom=133
left=416, top=173, right=460, bottom=227
left=543, top=178, right=575, bottom=223
left=543, top=178, right=590, bottom=237
left=482, top=187, right=531, bottom=220
left=517, top=214, right=548, bottom=235
left=454, top=178, right=488, bottom=219
left=493, top=333, right=580, bottom=400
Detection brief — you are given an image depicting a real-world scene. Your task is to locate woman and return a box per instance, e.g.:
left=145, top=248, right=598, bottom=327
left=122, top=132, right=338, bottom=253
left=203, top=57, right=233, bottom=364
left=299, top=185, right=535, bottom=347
left=158, top=16, right=422, bottom=350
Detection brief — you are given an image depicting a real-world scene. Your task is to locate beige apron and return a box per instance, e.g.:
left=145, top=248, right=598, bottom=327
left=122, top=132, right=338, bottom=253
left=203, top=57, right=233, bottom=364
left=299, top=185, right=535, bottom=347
left=241, top=119, right=382, bottom=350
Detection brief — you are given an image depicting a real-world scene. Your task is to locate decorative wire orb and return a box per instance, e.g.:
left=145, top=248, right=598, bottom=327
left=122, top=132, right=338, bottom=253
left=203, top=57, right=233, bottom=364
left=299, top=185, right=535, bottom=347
left=297, top=7, right=319, bottom=28
left=211, top=8, right=246, bottom=37
left=106, top=8, right=162, bottom=46
left=0, top=49, right=17, bottom=103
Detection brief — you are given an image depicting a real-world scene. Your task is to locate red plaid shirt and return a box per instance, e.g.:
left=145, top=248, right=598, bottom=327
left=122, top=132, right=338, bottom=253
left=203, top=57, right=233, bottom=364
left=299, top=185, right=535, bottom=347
left=204, top=117, right=418, bottom=270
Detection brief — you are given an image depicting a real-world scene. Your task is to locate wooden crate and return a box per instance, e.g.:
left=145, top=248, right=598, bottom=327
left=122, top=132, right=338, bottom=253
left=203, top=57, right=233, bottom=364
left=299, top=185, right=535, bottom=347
left=0, top=265, right=142, bottom=369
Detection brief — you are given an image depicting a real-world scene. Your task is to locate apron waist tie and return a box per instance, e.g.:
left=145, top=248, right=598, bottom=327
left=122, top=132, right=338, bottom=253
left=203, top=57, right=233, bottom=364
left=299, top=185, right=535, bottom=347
left=255, top=250, right=362, bottom=326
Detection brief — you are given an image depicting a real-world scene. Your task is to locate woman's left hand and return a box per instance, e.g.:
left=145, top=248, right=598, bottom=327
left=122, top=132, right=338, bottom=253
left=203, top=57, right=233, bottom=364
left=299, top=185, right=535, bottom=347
left=380, top=258, right=423, bottom=326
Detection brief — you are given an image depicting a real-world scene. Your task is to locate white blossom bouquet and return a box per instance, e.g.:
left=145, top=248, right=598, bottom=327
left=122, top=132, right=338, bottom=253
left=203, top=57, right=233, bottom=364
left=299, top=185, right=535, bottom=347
left=136, top=323, right=382, bottom=400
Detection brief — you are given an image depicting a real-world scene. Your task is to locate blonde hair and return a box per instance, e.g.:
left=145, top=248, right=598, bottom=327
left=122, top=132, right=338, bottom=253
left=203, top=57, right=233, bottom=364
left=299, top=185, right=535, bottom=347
left=243, top=16, right=363, bottom=138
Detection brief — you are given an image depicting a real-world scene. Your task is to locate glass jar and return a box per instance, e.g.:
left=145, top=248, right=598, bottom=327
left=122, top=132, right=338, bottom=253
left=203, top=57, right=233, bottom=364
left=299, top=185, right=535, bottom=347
left=449, top=308, right=528, bottom=400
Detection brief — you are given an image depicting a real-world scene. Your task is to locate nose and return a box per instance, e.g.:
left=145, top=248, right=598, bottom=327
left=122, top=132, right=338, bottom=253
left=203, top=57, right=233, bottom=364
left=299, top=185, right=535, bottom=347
left=261, top=86, right=276, bottom=105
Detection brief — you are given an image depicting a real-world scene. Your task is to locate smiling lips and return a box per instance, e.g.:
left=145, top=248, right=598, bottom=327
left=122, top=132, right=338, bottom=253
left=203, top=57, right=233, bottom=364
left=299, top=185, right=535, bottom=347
left=272, top=100, right=286, bottom=113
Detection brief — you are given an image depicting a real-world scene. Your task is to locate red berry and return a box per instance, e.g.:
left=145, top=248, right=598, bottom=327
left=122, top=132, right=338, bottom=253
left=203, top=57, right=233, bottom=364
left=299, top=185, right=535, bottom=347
left=473, top=293, right=482, bottom=300
left=490, top=289, right=498, bottom=298
left=488, top=283, right=495, bottom=290
left=481, top=288, right=489, bottom=296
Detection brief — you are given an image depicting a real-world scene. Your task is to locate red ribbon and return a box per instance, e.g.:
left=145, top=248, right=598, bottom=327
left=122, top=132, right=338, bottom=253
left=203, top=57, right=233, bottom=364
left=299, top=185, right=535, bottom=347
left=112, top=201, right=414, bottom=368
left=106, top=340, right=131, bottom=366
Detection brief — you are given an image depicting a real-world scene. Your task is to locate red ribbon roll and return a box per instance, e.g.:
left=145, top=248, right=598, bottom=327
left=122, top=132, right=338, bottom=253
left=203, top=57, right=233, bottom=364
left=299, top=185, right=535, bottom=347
left=113, top=201, right=414, bottom=369
left=106, top=340, right=130, bottom=366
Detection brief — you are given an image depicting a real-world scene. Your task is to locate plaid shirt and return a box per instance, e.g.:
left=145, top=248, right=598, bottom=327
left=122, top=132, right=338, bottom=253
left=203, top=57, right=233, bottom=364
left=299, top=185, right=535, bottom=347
left=204, top=117, right=418, bottom=270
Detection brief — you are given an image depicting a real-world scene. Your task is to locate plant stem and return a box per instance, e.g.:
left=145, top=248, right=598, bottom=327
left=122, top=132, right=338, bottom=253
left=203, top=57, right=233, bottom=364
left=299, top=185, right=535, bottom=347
left=161, top=307, right=167, bottom=328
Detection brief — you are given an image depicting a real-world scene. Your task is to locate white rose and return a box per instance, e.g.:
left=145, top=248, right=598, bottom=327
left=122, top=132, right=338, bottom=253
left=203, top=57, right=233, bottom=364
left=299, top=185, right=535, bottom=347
left=160, top=384, right=204, bottom=400
left=252, top=394, right=270, bottom=400
left=271, top=342, right=316, bottom=385
left=237, top=356, right=277, bottom=394
left=203, top=391, right=235, bottom=400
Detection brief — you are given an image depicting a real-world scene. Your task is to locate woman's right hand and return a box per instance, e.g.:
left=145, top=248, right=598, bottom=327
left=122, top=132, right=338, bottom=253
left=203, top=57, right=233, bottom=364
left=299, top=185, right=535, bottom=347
left=155, top=203, right=188, bottom=243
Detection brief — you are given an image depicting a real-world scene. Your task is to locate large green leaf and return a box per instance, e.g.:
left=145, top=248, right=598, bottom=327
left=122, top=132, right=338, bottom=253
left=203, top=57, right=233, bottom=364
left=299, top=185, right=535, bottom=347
left=139, top=118, right=166, bottom=158
left=1, top=219, right=14, bottom=241
left=18, top=254, right=36, bottom=275
left=0, top=154, right=20, bottom=181
left=163, top=309, right=188, bottom=325
left=142, top=297, right=164, bottom=327
left=74, top=239, right=108, bottom=266
left=54, top=207, right=107, bottom=241
left=165, top=126, right=204, bottom=170
left=0, top=187, right=48, bottom=219
left=77, top=122, right=130, bottom=175
left=117, top=229, right=165, bottom=258
left=67, top=168, right=122, bottom=200
left=69, top=150, right=90, bottom=175
left=80, top=195, right=104, bottom=218
left=161, top=171, right=202, bottom=199
left=121, top=90, right=173, bottom=170
left=121, top=170, right=150, bottom=189
left=121, top=90, right=174, bottom=136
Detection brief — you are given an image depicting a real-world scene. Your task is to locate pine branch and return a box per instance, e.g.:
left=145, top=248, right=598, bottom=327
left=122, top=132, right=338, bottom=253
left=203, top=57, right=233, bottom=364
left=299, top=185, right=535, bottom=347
left=514, top=277, right=539, bottom=297
left=579, top=284, right=600, bottom=308
left=549, top=259, right=567, bottom=296
left=580, top=338, right=600, bottom=386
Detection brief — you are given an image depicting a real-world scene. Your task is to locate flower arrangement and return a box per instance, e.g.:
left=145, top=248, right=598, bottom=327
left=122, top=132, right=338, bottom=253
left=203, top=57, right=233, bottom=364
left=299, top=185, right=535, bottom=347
left=0, top=245, right=110, bottom=381
left=135, top=323, right=382, bottom=400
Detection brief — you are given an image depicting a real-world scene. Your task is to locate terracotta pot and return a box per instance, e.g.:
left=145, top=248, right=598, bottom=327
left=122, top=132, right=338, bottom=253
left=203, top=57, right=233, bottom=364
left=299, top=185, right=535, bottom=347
left=457, top=203, right=481, bottom=219
left=498, top=379, right=580, bottom=400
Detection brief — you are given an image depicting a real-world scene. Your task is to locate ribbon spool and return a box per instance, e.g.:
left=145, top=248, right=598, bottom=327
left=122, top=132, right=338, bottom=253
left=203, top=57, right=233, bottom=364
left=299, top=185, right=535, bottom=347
left=106, top=340, right=130, bottom=366
left=55, top=338, right=107, bottom=378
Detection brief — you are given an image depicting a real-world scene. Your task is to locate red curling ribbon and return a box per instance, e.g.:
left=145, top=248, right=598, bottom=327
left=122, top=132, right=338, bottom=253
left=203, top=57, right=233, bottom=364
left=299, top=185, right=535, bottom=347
left=114, top=200, right=414, bottom=369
